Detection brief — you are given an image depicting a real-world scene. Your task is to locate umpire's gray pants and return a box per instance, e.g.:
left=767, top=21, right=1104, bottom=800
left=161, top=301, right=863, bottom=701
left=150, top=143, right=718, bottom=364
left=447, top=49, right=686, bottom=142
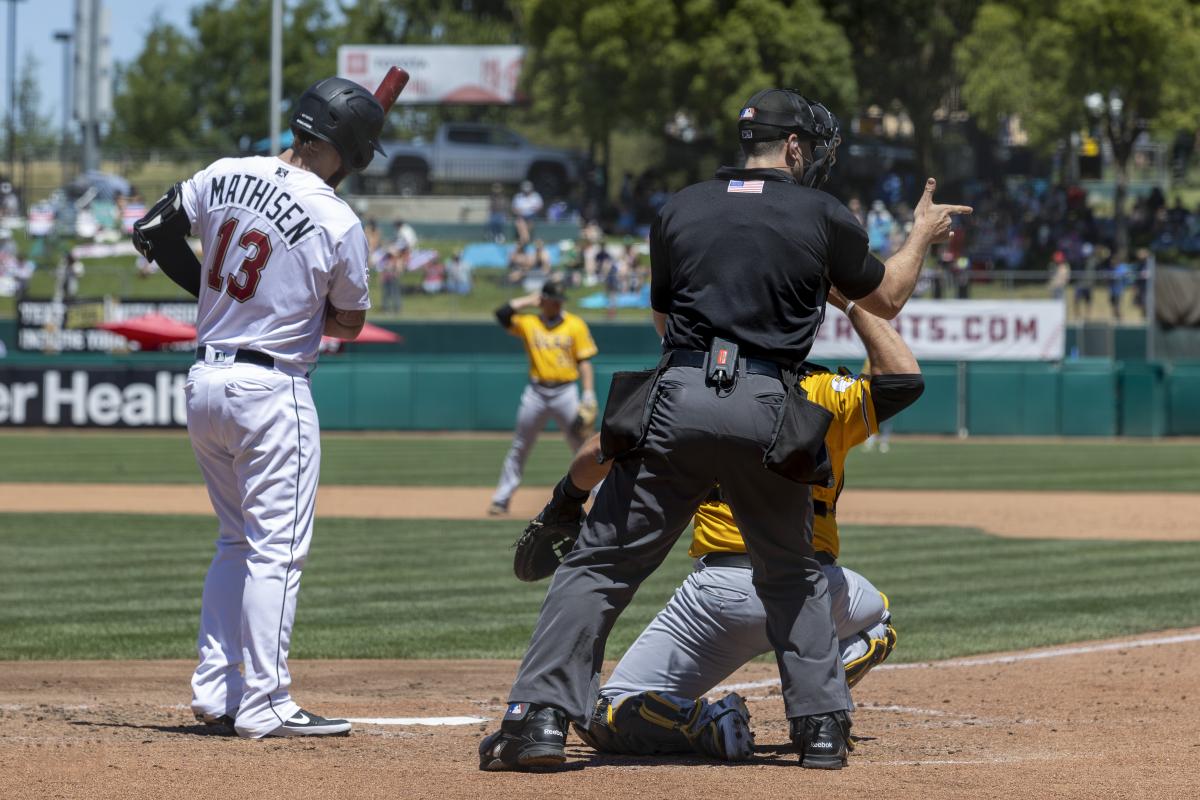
left=508, top=365, right=852, bottom=724
left=492, top=382, right=583, bottom=507
left=601, top=561, right=887, bottom=700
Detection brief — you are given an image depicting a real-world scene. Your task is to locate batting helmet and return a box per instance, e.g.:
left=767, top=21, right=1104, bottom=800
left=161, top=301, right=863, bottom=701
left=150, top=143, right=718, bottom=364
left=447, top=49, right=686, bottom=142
left=737, top=88, right=841, bottom=189
left=290, top=77, right=386, bottom=173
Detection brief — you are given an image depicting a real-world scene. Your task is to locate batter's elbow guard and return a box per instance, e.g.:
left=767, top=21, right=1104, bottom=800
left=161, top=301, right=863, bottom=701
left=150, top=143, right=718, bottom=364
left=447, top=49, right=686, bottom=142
left=132, top=183, right=192, bottom=263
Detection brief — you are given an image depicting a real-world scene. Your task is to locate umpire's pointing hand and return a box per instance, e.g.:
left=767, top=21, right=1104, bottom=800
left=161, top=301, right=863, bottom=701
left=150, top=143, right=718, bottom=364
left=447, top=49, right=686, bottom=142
left=913, top=178, right=972, bottom=244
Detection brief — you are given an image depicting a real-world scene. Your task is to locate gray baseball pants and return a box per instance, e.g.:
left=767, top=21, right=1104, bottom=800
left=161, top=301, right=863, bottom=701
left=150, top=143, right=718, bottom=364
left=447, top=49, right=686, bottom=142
left=602, top=560, right=888, bottom=700
left=492, top=382, right=583, bottom=508
left=508, top=364, right=852, bottom=725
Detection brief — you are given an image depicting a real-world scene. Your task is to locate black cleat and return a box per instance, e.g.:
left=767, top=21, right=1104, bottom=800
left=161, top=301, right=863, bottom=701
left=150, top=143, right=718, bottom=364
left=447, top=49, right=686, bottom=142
left=790, top=711, right=851, bottom=769
left=194, top=711, right=237, bottom=735
left=265, top=709, right=352, bottom=737
left=479, top=703, right=568, bottom=771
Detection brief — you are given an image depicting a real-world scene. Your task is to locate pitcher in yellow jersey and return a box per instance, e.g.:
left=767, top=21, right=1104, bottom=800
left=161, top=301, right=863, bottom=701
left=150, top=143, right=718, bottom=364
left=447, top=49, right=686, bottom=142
left=517, top=287, right=924, bottom=760
left=489, top=278, right=598, bottom=515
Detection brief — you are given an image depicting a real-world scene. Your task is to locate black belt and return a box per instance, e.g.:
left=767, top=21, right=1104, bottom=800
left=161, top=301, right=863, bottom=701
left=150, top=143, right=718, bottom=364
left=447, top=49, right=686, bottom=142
left=700, top=552, right=753, bottom=569
left=532, top=379, right=571, bottom=388
left=195, top=347, right=275, bottom=369
left=666, top=350, right=782, bottom=380
left=701, top=551, right=837, bottom=569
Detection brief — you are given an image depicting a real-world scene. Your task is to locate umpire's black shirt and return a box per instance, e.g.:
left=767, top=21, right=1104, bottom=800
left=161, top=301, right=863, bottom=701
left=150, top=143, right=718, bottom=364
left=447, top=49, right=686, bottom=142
left=650, top=166, right=885, bottom=366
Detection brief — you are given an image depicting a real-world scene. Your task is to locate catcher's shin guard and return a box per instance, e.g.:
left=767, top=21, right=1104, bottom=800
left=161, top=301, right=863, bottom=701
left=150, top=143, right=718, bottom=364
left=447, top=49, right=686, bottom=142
left=843, top=595, right=898, bottom=689
left=574, top=692, right=753, bottom=761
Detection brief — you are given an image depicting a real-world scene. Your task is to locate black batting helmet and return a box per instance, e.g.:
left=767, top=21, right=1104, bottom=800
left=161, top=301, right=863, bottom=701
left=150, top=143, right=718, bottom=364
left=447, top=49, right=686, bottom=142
left=290, top=77, right=386, bottom=173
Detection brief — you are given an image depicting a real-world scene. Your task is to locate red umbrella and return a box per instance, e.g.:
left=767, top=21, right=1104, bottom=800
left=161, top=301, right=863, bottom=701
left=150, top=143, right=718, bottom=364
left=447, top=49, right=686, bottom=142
left=99, top=312, right=197, bottom=350
left=322, top=321, right=401, bottom=345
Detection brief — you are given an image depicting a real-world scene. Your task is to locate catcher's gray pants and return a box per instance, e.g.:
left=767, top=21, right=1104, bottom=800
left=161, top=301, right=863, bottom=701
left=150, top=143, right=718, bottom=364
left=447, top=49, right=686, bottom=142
left=508, top=364, right=852, bottom=725
left=492, top=382, right=583, bottom=507
left=602, top=560, right=888, bottom=700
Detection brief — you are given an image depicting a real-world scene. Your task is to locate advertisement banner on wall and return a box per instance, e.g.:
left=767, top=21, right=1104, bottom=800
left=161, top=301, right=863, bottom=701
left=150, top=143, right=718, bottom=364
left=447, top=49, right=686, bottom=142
left=16, top=298, right=197, bottom=353
left=0, top=366, right=189, bottom=428
left=810, top=300, right=1066, bottom=362
left=338, top=45, right=525, bottom=104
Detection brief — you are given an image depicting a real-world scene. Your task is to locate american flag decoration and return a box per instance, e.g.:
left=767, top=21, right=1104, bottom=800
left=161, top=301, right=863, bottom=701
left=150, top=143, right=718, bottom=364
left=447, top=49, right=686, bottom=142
left=727, top=180, right=765, bottom=194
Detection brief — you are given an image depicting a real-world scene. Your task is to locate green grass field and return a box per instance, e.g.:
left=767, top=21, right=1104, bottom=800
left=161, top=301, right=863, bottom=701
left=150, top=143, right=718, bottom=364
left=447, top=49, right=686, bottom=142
left=1, top=432, right=1195, bottom=491
left=1, top=512, right=1196, bottom=661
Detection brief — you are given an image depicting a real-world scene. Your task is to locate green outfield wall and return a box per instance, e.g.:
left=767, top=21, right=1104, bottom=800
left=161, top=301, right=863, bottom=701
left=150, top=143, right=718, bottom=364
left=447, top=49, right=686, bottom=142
left=1, top=315, right=1198, bottom=434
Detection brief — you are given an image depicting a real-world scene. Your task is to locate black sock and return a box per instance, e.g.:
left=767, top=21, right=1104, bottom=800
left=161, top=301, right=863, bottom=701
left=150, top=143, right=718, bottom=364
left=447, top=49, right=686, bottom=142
left=555, top=474, right=589, bottom=503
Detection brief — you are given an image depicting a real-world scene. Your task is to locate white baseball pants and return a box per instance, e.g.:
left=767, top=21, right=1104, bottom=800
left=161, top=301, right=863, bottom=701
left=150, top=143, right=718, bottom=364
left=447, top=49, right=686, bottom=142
left=185, top=359, right=320, bottom=738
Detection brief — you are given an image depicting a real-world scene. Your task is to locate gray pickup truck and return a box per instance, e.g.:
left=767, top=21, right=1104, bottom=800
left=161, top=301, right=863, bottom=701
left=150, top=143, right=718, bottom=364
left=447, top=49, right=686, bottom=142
left=359, top=122, right=585, bottom=198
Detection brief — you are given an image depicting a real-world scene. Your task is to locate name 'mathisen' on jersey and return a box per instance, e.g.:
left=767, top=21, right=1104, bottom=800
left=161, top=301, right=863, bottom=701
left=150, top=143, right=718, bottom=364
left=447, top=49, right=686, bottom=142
left=181, top=156, right=371, bottom=367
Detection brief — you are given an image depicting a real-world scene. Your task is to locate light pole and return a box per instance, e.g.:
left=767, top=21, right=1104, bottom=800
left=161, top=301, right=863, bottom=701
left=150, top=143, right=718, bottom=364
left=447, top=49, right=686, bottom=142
left=2, top=0, right=26, bottom=182
left=54, top=30, right=71, bottom=187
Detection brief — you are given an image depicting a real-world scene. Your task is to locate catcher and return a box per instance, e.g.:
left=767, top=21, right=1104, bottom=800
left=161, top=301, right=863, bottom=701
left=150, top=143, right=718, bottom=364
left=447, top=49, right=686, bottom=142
left=511, top=287, right=923, bottom=761
left=488, top=277, right=598, bottom=516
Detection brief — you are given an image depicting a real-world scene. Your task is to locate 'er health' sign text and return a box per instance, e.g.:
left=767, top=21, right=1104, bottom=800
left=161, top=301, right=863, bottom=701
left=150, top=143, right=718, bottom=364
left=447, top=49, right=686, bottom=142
left=811, top=300, right=1065, bottom=362
left=0, top=368, right=188, bottom=427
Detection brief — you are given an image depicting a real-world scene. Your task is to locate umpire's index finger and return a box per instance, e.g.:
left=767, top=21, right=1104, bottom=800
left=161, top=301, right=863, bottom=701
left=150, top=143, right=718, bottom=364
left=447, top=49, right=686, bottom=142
left=942, top=204, right=974, bottom=215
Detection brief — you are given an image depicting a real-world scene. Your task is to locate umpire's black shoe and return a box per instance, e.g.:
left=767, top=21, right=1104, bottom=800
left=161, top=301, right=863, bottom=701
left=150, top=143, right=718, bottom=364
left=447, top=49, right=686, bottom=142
left=479, top=702, right=568, bottom=771
left=790, top=711, right=851, bottom=769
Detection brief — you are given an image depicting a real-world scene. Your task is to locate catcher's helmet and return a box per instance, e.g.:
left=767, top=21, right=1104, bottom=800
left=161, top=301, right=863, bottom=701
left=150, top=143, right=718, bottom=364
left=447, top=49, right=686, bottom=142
left=289, top=77, right=386, bottom=173
left=737, top=88, right=841, bottom=189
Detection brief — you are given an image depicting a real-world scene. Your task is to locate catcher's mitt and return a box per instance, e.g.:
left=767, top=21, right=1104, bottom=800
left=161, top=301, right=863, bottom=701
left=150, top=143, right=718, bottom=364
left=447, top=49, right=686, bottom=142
left=513, top=496, right=585, bottom=582
left=571, top=397, right=598, bottom=440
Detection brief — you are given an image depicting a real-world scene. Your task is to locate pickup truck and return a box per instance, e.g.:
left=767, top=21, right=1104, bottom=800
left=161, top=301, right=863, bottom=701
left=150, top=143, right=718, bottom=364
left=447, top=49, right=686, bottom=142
left=359, top=122, right=585, bottom=198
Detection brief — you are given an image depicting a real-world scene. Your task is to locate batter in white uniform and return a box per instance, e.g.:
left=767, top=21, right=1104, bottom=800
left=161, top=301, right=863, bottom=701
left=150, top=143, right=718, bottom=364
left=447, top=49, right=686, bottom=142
left=133, top=77, right=385, bottom=738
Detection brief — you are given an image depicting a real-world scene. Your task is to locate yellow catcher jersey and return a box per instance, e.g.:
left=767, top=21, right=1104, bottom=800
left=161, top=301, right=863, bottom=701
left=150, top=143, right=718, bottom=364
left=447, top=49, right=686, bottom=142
left=690, top=370, right=878, bottom=560
left=509, top=312, right=598, bottom=383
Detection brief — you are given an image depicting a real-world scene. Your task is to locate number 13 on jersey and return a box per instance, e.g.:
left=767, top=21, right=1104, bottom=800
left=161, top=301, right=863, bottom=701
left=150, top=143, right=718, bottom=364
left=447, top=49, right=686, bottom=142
left=207, top=217, right=274, bottom=302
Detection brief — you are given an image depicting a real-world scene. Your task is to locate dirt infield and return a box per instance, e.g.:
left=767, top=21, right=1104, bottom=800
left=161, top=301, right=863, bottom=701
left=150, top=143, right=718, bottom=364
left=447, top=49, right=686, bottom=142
left=1, top=629, right=1198, bottom=800
left=1, top=482, right=1197, bottom=541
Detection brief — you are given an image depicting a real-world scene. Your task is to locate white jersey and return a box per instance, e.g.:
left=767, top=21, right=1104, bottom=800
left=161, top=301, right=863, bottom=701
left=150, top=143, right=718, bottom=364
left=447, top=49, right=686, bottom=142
left=181, top=156, right=371, bottom=367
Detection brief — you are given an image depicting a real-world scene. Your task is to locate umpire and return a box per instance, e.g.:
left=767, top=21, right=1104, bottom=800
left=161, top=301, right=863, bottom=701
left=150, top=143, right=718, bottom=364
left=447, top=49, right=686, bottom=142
left=479, top=88, right=970, bottom=771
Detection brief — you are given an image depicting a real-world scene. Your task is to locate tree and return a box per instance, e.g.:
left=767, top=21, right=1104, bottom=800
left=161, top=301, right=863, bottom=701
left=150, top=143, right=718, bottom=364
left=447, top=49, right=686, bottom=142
left=112, top=1, right=337, bottom=154
left=188, top=0, right=337, bottom=151
left=7, top=52, right=58, bottom=154
left=110, top=18, right=198, bottom=151
left=519, top=0, right=856, bottom=172
left=339, top=0, right=519, bottom=45
left=957, top=0, right=1200, bottom=254
left=821, top=0, right=978, bottom=180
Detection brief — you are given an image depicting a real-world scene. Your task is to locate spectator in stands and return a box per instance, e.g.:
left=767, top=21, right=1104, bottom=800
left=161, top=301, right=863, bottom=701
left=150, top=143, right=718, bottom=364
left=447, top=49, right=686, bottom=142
left=1075, top=246, right=1098, bottom=319
left=55, top=250, right=84, bottom=302
left=512, top=180, right=544, bottom=247
left=1133, top=248, right=1154, bottom=316
left=847, top=196, right=866, bottom=226
left=489, top=183, right=509, bottom=242
left=445, top=251, right=472, bottom=295
left=1109, top=255, right=1131, bottom=322
left=393, top=217, right=419, bottom=251
left=364, top=219, right=381, bottom=264
left=867, top=200, right=894, bottom=256
left=379, top=240, right=408, bottom=313
left=1049, top=250, right=1070, bottom=300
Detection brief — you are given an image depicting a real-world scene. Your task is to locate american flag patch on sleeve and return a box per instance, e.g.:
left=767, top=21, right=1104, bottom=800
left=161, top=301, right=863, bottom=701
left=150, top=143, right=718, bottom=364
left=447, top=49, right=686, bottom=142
left=727, top=180, right=765, bottom=194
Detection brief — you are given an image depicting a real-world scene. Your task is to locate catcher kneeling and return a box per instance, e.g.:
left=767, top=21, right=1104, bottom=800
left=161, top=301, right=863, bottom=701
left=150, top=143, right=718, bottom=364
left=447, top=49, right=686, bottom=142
left=509, top=289, right=922, bottom=761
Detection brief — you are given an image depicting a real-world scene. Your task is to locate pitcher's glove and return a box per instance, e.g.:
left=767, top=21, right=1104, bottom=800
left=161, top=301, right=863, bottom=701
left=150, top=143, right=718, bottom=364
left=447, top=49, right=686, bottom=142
left=513, top=495, right=585, bottom=582
left=571, top=390, right=598, bottom=439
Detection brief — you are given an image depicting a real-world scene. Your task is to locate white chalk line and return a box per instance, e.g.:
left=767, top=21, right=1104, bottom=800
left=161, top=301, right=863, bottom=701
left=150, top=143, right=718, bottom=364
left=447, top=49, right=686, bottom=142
left=347, top=716, right=488, bottom=726
left=714, top=630, right=1200, bottom=694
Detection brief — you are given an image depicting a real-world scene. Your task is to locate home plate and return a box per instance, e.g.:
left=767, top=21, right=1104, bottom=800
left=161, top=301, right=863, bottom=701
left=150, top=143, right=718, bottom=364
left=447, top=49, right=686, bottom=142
left=347, top=716, right=489, bottom=726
